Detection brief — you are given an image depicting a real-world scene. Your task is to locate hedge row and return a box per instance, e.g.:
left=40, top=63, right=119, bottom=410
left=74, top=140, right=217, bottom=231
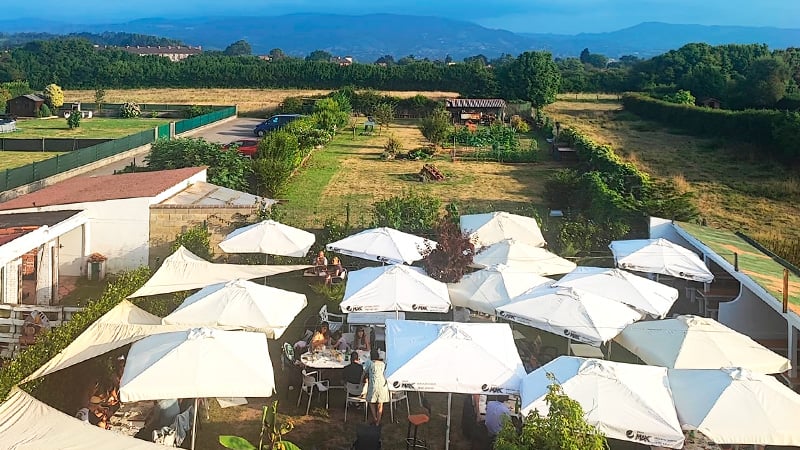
left=621, top=92, right=800, bottom=163
left=0, top=267, right=151, bottom=401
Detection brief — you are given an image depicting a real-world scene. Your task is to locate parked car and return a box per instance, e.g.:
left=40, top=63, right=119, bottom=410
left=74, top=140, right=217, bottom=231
left=223, top=139, right=259, bottom=157
left=253, top=114, right=303, bottom=136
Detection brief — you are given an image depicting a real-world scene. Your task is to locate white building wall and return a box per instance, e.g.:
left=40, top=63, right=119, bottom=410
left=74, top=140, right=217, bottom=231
left=719, top=288, right=787, bottom=340
left=58, top=226, right=84, bottom=277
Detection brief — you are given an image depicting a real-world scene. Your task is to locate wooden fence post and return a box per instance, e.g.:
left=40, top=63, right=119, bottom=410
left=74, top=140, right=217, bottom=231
left=784, top=268, right=790, bottom=314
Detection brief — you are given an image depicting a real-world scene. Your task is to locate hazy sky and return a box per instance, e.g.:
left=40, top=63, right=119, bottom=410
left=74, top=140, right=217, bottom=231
left=5, top=0, right=798, bottom=33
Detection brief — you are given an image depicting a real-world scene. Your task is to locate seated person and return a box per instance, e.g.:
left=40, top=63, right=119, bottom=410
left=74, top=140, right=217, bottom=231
left=353, top=326, right=371, bottom=352
left=87, top=395, right=111, bottom=429
left=331, top=330, right=349, bottom=352
left=485, top=395, right=512, bottom=439
left=325, top=256, right=345, bottom=284
left=310, top=323, right=330, bottom=351
left=313, top=250, right=328, bottom=275
left=343, top=351, right=365, bottom=386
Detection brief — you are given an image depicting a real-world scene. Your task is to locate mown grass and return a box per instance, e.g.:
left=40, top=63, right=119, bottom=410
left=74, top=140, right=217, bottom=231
left=0, top=151, right=65, bottom=170
left=544, top=99, right=800, bottom=242
left=7, top=117, right=170, bottom=139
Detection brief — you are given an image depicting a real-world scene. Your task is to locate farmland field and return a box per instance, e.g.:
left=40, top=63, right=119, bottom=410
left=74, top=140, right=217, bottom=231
left=544, top=99, right=800, bottom=242
left=64, top=88, right=459, bottom=116
left=7, top=117, right=170, bottom=139
left=0, top=151, right=65, bottom=170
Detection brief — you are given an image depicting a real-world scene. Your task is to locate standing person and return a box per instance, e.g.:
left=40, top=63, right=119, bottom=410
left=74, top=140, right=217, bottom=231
left=362, top=348, right=389, bottom=425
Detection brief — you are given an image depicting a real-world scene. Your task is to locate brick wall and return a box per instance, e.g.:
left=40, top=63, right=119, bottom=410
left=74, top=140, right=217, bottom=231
left=148, top=206, right=260, bottom=266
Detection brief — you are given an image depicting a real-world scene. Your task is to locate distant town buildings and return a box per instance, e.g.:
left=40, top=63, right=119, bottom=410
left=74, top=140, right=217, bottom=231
left=330, top=56, right=354, bottom=66
left=95, top=45, right=203, bottom=62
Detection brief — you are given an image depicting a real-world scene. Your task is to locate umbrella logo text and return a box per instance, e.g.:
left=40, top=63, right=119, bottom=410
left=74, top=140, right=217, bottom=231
left=393, top=381, right=415, bottom=389
left=345, top=305, right=364, bottom=312
left=626, top=430, right=652, bottom=443
left=411, top=304, right=429, bottom=311
left=481, top=384, right=503, bottom=393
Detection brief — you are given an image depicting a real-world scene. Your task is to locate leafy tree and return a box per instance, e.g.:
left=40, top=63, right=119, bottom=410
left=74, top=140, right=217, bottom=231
left=172, top=224, right=212, bottom=260
left=374, top=54, right=395, bottom=65
left=584, top=53, right=609, bottom=68
left=37, top=103, right=51, bottom=118
left=678, top=63, right=728, bottom=100
left=444, top=54, right=453, bottom=64
left=224, top=40, right=252, bottom=56
left=312, top=98, right=349, bottom=133
left=464, top=54, right=489, bottom=66
left=372, top=102, right=395, bottom=133
left=498, top=52, right=561, bottom=108
left=397, top=55, right=416, bottom=65
left=146, top=138, right=252, bottom=191
left=93, top=87, right=105, bottom=110
left=66, top=110, right=80, bottom=128
left=419, top=107, right=452, bottom=147
left=268, top=48, right=286, bottom=60
left=579, top=48, right=591, bottom=64
left=306, top=49, right=332, bottom=62
left=253, top=130, right=302, bottom=197
left=420, top=215, right=474, bottom=283
left=494, top=375, right=607, bottom=450
left=372, top=190, right=441, bottom=235
left=663, top=89, right=696, bottom=105
left=42, top=83, right=64, bottom=108
left=742, top=56, right=790, bottom=107
left=119, top=101, right=140, bottom=118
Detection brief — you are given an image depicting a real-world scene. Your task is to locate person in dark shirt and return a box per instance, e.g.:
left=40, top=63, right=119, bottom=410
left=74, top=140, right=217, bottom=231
left=343, top=351, right=365, bottom=385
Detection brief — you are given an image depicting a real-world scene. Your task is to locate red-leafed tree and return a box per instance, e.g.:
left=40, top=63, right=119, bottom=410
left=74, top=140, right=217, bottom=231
left=421, top=215, right=475, bottom=283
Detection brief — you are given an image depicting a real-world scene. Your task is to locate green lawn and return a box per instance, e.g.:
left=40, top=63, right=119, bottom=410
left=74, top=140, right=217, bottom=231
left=0, top=151, right=65, bottom=170
left=7, top=117, right=171, bottom=138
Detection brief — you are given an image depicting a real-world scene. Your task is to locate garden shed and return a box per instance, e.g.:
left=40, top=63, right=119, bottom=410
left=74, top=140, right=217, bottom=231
left=445, top=98, right=507, bottom=124
left=5, top=94, right=45, bottom=118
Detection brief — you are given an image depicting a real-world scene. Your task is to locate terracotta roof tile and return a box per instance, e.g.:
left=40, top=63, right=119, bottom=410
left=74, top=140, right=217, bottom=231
left=0, top=167, right=206, bottom=211
left=445, top=98, right=506, bottom=109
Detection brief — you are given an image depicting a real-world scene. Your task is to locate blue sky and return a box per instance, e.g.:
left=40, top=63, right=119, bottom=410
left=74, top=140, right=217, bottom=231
left=4, top=0, right=798, bottom=33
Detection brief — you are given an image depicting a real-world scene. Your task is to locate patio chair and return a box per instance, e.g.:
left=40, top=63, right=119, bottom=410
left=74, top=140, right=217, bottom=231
left=330, top=268, right=348, bottom=285
left=405, top=395, right=432, bottom=450
left=344, top=382, right=368, bottom=422
left=319, top=304, right=346, bottom=333
left=298, top=369, right=329, bottom=415
left=281, top=342, right=297, bottom=372
left=389, top=390, right=411, bottom=423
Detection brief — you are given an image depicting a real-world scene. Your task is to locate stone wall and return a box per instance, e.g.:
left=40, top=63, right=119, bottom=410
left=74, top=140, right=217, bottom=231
left=148, top=206, right=260, bottom=266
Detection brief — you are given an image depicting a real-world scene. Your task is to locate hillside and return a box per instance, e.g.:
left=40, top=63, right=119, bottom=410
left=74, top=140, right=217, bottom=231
left=0, top=15, right=798, bottom=59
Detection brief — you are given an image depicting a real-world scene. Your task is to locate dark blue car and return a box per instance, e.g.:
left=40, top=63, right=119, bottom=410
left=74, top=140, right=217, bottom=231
left=253, top=114, right=303, bottom=136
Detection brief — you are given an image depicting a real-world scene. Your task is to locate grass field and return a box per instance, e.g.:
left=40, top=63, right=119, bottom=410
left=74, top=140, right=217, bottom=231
left=544, top=99, right=800, bottom=241
left=64, top=88, right=459, bottom=117
left=0, top=151, right=65, bottom=170
left=8, top=117, right=170, bottom=138
left=278, top=120, right=566, bottom=228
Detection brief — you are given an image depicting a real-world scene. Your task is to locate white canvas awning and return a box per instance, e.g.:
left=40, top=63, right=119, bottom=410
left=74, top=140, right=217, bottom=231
left=128, top=246, right=310, bottom=298
left=341, top=265, right=450, bottom=314
left=162, top=279, right=307, bottom=339
left=385, top=319, right=526, bottom=394
left=120, top=328, right=275, bottom=402
left=0, top=388, right=168, bottom=449
left=218, top=220, right=315, bottom=257
left=497, top=286, right=643, bottom=346
left=23, top=300, right=187, bottom=383
left=615, top=315, right=791, bottom=373
left=553, top=267, right=679, bottom=318
left=522, top=357, right=684, bottom=449
left=460, top=212, right=546, bottom=249
left=326, top=227, right=436, bottom=264
left=610, top=238, right=714, bottom=282
left=448, top=264, right=553, bottom=316
left=471, top=239, right=575, bottom=275
left=669, top=367, right=800, bottom=445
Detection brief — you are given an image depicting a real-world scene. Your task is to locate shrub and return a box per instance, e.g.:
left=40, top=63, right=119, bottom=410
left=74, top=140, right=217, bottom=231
left=373, top=102, right=396, bottom=132
left=119, top=101, right=141, bottom=118
left=185, top=105, right=213, bottom=118
left=420, top=216, right=475, bottom=283
left=172, top=224, right=212, bottom=260
left=37, top=103, right=52, bottom=118
left=279, top=96, right=305, bottom=114
left=66, top=110, right=81, bottom=129
left=0, top=267, right=151, bottom=401
left=382, top=135, right=403, bottom=160
left=146, top=138, right=252, bottom=191
left=252, top=157, right=294, bottom=198
left=509, top=115, right=530, bottom=133
left=372, top=190, right=441, bottom=234
left=556, top=214, right=630, bottom=256
left=407, top=146, right=435, bottom=160
left=419, top=108, right=452, bottom=146
left=312, top=98, right=349, bottom=133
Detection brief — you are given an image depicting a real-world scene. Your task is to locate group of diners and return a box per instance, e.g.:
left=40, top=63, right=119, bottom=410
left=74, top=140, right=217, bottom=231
left=75, top=355, right=126, bottom=429
left=303, top=250, right=346, bottom=285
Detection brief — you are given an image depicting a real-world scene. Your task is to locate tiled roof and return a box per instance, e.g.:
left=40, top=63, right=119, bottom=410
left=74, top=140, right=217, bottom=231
left=0, top=167, right=206, bottom=211
left=445, top=98, right=507, bottom=109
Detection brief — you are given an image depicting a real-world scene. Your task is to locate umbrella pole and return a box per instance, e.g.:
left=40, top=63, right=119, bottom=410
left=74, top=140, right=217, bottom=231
left=191, top=397, right=199, bottom=450
left=263, top=254, right=269, bottom=285
left=446, top=393, right=452, bottom=450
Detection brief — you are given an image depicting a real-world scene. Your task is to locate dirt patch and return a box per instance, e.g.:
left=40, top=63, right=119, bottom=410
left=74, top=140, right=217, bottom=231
left=64, top=88, right=458, bottom=116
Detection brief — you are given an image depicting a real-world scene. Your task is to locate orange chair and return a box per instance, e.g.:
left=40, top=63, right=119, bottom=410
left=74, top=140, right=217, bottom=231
left=405, top=396, right=432, bottom=449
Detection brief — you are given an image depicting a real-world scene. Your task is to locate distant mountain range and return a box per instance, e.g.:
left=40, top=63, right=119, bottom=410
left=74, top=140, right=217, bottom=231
left=0, top=14, right=798, bottom=60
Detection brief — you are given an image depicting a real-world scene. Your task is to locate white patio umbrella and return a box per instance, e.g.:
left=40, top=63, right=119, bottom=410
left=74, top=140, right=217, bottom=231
left=120, top=328, right=275, bottom=450
left=496, top=286, right=643, bottom=346
left=471, top=238, right=576, bottom=275
left=162, top=279, right=307, bottom=339
left=460, top=211, right=546, bottom=249
left=615, top=315, right=790, bottom=373
left=340, top=265, right=450, bottom=314
left=128, top=247, right=310, bottom=298
left=326, top=227, right=436, bottom=264
left=553, top=266, right=679, bottom=318
left=385, top=319, right=526, bottom=450
left=522, top=357, right=684, bottom=449
left=448, top=264, right=554, bottom=316
left=668, top=367, right=800, bottom=446
left=219, top=219, right=315, bottom=257
left=609, top=238, right=714, bottom=282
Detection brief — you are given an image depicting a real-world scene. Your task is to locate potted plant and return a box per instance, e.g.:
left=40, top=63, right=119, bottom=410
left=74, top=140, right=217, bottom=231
left=87, top=252, right=108, bottom=281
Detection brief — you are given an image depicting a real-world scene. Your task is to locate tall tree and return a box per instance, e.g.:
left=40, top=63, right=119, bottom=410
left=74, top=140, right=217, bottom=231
left=498, top=52, right=561, bottom=108
left=464, top=54, right=489, bottom=66
left=223, top=40, right=252, bottom=56
left=42, top=83, right=64, bottom=108
left=742, top=56, right=790, bottom=107
left=268, top=48, right=286, bottom=60
left=374, top=54, right=395, bottom=65
left=579, top=48, right=591, bottom=63
left=306, top=49, right=332, bottom=62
